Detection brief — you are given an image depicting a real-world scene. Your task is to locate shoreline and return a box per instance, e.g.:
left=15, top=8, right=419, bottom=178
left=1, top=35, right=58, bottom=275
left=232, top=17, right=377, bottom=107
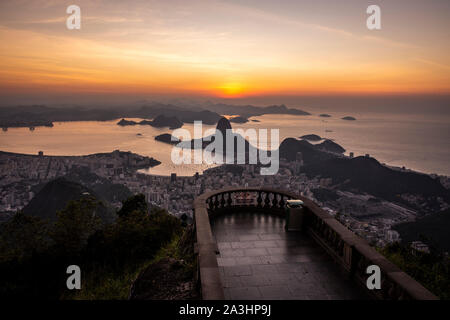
left=1, top=114, right=448, bottom=177
left=1, top=149, right=448, bottom=180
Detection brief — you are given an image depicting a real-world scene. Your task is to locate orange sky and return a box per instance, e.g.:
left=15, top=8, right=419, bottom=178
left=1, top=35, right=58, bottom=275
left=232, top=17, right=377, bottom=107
left=0, top=0, right=449, bottom=99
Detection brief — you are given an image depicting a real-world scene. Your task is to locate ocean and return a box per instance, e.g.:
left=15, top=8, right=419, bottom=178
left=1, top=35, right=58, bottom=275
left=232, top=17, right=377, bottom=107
left=0, top=111, right=449, bottom=176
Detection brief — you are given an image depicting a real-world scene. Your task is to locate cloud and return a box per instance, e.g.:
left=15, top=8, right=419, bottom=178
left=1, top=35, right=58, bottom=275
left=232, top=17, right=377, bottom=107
left=16, top=16, right=144, bottom=25
left=413, top=58, right=450, bottom=70
left=211, top=0, right=415, bottom=49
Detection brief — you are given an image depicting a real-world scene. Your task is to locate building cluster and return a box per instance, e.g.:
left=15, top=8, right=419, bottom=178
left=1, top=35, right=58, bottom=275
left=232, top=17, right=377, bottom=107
left=0, top=150, right=156, bottom=213
left=1, top=150, right=446, bottom=247
left=332, top=211, right=401, bottom=247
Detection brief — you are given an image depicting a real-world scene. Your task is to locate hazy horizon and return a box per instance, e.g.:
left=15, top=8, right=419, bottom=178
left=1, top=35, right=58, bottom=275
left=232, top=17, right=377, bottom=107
left=1, top=94, right=449, bottom=117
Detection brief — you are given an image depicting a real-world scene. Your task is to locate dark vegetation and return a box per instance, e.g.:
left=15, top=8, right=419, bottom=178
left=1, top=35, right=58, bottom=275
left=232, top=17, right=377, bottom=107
left=64, top=166, right=132, bottom=203
left=393, top=208, right=450, bottom=252
left=24, top=178, right=121, bottom=223
left=24, top=169, right=132, bottom=223
left=24, top=178, right=97, bottom=222
left=311, top=188, right=340, bottom=202
left=0, top=193, right=184, bottom=299
left=379, top=242, right=450, bottom=299
left=129, top=225, right=198, bottom=300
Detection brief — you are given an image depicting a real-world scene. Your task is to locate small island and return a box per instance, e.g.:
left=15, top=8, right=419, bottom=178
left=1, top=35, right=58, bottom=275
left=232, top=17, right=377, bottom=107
left=342, top=116, right=356, bottom=121
left=0, top=120, right=54, bottom=130
left=147, top=115, right=183, bottom=129
left=117, top=115, right=183, bottom=129
left=229, top=116, right=249, bottom=124
left=319, top=114, right=331, bottom=118
left=117, top=119, right=137, bottom=126
left=154, top=133, right=180, bottom=145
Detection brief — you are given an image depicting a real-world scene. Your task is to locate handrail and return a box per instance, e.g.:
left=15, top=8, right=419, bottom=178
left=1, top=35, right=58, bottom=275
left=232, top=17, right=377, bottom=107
left=193, top=187, right=438, bottom=300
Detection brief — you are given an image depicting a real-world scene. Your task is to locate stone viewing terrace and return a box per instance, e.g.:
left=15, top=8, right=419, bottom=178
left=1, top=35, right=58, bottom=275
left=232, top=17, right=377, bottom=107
left=212, top=213, right=365, bottom=299
left=193, top=187, right=438, bottom=300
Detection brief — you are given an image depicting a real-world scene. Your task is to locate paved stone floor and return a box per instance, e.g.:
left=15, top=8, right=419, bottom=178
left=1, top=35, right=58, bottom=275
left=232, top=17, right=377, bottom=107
left=211, top=212, right=368, bottom=300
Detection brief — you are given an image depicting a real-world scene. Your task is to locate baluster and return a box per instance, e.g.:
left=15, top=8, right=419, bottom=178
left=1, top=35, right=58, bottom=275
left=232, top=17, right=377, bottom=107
left=264, top=192, right=271, bottom=208
left=257, top=191, right=262, bottom=208
left=279, top=195, right=285, bottom=209
left=214, top=195, right=219, bottom=210
left=226, top=192, right=232, bottom=207
left=220, top=193, right=225, bottom=208
left=208, top=197, right=214, bottom=210
left=272, top=193, right=278, bottom=208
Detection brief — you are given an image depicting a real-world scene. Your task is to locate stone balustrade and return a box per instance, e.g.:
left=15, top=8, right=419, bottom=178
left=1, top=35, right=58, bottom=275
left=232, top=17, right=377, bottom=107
left=193, top=187, right=438, bottom=300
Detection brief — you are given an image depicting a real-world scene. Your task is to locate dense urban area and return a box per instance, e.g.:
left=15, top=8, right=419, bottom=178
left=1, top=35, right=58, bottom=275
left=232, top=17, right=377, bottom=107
left=1, top=148, right=449, bottom=250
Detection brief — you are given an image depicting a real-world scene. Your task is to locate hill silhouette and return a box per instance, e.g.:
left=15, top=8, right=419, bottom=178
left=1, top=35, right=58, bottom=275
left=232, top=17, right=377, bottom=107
left=278, top=138, right=336, bottom=164
left=117, top=115, right=183, bottom=129
left=278, top=138, right=448, bottom=210
left=23, top=178, right=115, bottom=222
left=205, top=103, right=310, bottom=117
left=300, top=134, right=322, bottom=141
left=315, top=139, right=346, bottom=153
left=393, top=208, right=450, bottom=252
left=302, top=156, right=449, bottom=206
left=133, top=105, right=221, bottom=125
left=63, top=166, right=132, bottom=204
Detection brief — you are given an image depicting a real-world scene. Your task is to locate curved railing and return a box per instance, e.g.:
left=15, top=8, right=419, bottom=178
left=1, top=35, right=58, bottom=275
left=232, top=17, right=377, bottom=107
left=193, top=187, right=438, bottom=300
left=205, top=187, right=298, bottom=216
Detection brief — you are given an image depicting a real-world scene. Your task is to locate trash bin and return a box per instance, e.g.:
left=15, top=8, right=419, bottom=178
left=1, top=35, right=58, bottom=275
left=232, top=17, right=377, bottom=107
left=285, top=199, right=305, bottom=232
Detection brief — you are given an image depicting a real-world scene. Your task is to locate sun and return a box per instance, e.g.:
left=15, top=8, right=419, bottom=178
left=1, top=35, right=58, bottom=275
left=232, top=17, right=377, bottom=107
left=216, top=82, right=245, bottom=97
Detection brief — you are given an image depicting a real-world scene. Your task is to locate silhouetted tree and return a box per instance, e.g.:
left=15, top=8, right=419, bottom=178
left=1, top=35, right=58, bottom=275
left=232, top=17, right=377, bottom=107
left=117, top=194, right=148, bottom=218
left=51, top=195, right=102, bottom=255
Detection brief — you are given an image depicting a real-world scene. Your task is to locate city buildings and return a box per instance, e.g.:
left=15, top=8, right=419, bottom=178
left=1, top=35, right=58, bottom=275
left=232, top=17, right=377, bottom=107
left=1, top=150, right=448, bottom=247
